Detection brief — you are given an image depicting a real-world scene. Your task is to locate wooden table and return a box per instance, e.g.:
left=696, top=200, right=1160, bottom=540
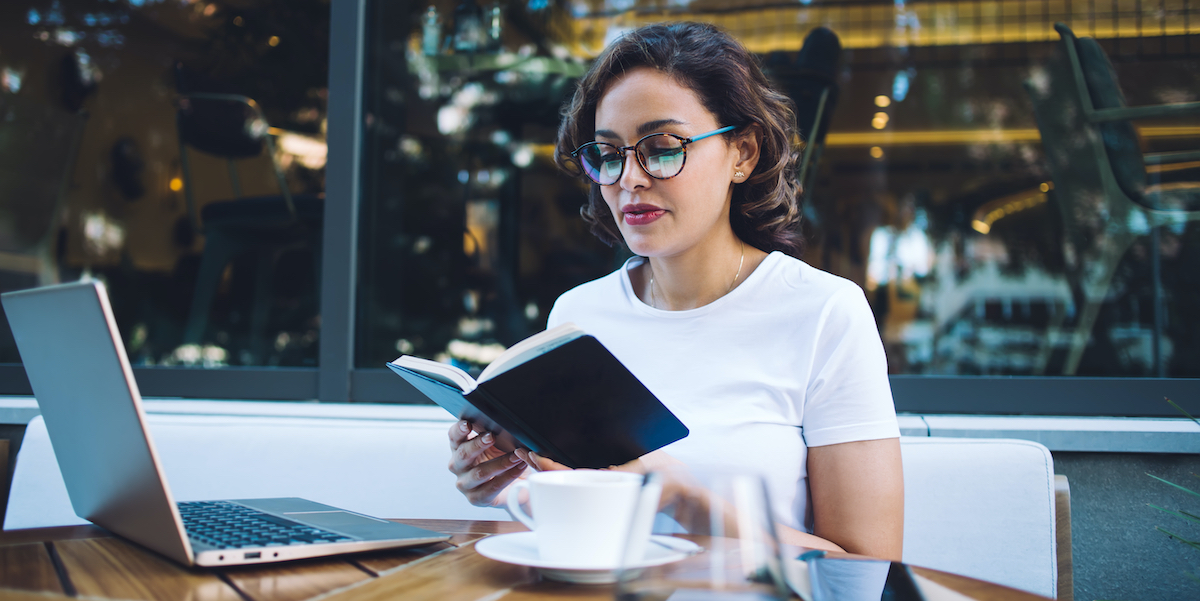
left=0, top=519, right=1048, bottom=601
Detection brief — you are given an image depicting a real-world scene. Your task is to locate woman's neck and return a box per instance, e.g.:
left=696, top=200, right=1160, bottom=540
left=640, top=238, right=768, bottom=311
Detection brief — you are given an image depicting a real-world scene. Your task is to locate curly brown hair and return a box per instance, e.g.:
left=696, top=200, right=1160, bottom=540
left=555, top=22, right=804, bottom=257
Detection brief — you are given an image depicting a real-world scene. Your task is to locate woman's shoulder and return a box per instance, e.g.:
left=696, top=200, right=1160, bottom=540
left=761, top=252, right=867, bottom=303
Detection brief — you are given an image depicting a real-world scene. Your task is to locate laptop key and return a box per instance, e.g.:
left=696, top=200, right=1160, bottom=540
left=179, top=501, right=352, bottom=550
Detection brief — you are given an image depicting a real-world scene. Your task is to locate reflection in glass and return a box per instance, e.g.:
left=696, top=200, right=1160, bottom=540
left=799, top=553, right=924, bottom=601
left=358, top=0, right=614, bottom=372
left=355, top=1, right=1200, bottom=382
left=615, top=471, right=790, bottom=601
left=0, top=0, right=329, bottom=367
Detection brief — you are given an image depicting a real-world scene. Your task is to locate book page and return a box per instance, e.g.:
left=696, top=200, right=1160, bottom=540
left=389, top=355, right=478, bottom=393
left=477, top=322, right=585, bottom=383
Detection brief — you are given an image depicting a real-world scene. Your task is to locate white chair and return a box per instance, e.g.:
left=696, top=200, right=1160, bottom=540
left=900, top=436, right=1066, bottom=599
left=5, top=411, right=506, bottom=530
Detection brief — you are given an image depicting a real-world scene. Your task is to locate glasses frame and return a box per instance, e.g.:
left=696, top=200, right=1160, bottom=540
left=571, top=125, right=739, bottom=186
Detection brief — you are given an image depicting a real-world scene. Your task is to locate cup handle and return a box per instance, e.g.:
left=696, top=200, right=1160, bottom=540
left=506, top=480, right=536, bottom=530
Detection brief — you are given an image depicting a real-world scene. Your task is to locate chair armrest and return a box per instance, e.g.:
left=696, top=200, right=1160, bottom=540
left=178, top=93, right=267, bottom=122
left=1055, top=475, right=1073, bottom=601
left=1089, top=102, right=1200, bottom=123
left=1145, top=150, right=1200, bottom=165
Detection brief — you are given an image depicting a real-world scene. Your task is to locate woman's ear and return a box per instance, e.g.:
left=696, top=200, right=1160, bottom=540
left=732, top=124, right=763, bottom=181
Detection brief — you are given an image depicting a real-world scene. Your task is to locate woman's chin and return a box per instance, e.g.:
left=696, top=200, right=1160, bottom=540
left=626, top=240, right=663, bottom=258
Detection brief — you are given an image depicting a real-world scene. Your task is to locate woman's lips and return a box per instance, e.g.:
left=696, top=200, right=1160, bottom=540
left=622, top=204, right=666, bottom=226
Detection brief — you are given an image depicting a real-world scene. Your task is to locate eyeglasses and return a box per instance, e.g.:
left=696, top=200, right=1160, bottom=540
left=571, top=125, right=738, bottom=186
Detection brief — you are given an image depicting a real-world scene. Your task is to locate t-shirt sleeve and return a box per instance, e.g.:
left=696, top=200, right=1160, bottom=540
left=801, top=285, right=900, bottom=447
left=545, top=294, right=569, bottom=330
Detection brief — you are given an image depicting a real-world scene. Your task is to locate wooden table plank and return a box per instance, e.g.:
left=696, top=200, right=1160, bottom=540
left=501, top=581, right=615, bottom=601
left=447, top=532, right=491, bottom=546
left=0, top=524, right=110, bottom=546
left=0, top=588, right=75, bottom=601
left=912, top=566, right=1051, bottom=600
left=222, top=558, right=373, bottom=601
left=0, top=543, right=64, bottom=594
left=353, top=541, right=459, bottom=575
left=319, top=540, right=539, bottom=601
left=394, top=518, right=527, bottom=537
left=54, top=538, right=242, bottom=601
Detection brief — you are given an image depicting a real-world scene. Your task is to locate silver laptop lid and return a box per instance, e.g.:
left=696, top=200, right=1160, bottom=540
left=3, top=281, right=193, bottom=564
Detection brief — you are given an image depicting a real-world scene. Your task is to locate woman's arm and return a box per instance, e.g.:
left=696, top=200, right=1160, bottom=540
left=775, top=524, right=846, bottom=553
left=807, top=437, right=904, bottom=561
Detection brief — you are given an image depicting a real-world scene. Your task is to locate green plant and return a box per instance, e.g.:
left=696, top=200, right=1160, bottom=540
left=1147, top=398, right=1200, bottom=582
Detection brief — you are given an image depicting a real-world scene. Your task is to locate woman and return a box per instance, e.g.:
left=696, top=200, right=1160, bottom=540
left=448, top=22, right=903, bottom=560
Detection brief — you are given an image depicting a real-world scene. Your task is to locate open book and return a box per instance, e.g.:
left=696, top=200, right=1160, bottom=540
left=387, top=323, right=689, bottom=469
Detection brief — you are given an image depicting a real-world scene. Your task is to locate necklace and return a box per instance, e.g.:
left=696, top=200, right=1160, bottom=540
left=648, top=240, right=745, bottom=309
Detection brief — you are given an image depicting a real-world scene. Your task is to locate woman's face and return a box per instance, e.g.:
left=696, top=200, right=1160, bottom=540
left=593, top=67, right=747, bottom=259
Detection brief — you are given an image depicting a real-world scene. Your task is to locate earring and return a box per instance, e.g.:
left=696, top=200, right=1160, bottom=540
left=734, top=170, right=745, bottom=179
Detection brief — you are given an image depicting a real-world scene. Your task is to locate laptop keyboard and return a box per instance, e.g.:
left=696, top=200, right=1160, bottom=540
left=178, top=501, right=355, bottom=549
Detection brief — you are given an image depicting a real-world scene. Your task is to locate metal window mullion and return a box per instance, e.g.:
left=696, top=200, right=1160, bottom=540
left=319, top=0, right=368, bottom=402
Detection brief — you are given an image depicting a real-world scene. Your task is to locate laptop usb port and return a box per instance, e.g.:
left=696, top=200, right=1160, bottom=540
left=244, top=552, right=261, bottom=559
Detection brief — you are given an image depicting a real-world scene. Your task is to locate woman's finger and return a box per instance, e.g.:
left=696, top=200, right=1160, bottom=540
left=465, top=458, right=528, bottom=506
left=515, top=449, right=569, bottom=472
left=450, top=430, right=497, bottom=472
left=457, top=451, right=525, bottom=494
left=447, top=419, right=474, bottom=447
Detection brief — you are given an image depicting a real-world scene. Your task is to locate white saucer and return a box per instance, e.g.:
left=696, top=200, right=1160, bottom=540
left=474, top=532, right=700, bottom=584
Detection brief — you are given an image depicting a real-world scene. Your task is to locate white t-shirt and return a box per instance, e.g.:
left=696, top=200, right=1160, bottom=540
left=546, top=251, right=900, bottom=532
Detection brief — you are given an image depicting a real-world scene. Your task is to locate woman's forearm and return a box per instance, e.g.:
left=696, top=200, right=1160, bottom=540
left=777, top=523, right=846, bottom=554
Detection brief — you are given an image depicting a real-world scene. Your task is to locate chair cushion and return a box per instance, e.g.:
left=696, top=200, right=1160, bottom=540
left=901, top=437, right=1057, bottom=598
left=177, top=98, right=264, bottom=159
left=788, top=26, right=841, bottom=146
left=5, top=411, right=507, bottom=530
left=1075, top=36, right=1147, bottom=201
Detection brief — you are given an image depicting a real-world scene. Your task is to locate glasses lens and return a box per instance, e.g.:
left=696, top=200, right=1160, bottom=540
left=578, top=143, right=623, bottom=185
left=637, top=134, right=686, bottom=179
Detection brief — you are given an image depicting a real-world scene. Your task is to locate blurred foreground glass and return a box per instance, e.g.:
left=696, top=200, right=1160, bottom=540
left=615, top=471, right=790, bottom=601
left=797, top=551, right=957, bottom=601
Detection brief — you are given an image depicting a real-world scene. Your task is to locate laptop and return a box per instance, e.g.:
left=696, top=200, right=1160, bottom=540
left=2, top=280, right=451, bottom=566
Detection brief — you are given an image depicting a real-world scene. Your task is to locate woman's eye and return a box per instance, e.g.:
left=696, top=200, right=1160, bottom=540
left=646, top=146, right=682, bottom=158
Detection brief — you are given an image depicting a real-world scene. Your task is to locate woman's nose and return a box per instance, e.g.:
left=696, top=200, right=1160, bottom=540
left=618, top=149, right=650, bottom=190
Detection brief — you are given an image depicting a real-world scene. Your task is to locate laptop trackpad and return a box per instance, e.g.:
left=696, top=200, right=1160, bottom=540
left=287, top=510, right=397, bottom=538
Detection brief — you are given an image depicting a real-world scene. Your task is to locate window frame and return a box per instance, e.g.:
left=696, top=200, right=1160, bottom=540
left=3, top=0, right=1199, bottom=417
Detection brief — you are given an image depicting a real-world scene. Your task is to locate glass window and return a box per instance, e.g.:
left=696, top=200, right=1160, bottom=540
left=358, top=0, right=620, bottom=372
left=358, top=0, right=1200, bottom=383
left=0, top=0, right=329, bottom=369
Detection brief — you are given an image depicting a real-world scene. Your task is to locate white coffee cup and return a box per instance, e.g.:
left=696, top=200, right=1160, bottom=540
left=506, top=470, right=660, bottom=568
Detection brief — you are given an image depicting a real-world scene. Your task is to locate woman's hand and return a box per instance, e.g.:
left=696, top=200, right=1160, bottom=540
left=513, top=448, right=569, bottom=472
left=610, top=450, right=698, bottom=511
left=610, top=449, right=686, bottom=475
left=447, top=420, right=526, bottom=507
left=514, top=449, right=683, bottom=476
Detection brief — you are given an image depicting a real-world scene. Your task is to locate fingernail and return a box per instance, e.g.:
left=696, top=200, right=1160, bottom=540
left=529, top=451, right=541, bottom=461
left=459, top=421, right=469, bottom=432
left=515, top=448, right=528, bottom=461
left=510, top=453, right=523, bottom=463
left=481, top=432, right=494, bottom=445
